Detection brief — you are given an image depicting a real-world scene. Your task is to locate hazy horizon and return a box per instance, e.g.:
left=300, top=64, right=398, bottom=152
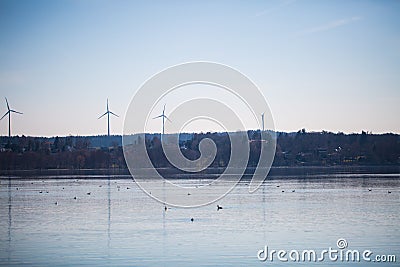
left=0, top=129, right=398, bottom=139
left=1, top=1, right=399, bottom=136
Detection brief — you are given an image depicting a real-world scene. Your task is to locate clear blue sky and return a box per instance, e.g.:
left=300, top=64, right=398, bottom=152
left=0, top=0, right=399, bottom=136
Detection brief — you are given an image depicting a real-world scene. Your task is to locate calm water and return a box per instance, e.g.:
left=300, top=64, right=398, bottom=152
left=0, top=174, right=399, bottom=266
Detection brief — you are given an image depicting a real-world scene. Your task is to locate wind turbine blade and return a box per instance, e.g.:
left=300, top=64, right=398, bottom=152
left=165, top=116, right=172, bottom=123
left=0, top=111, right=9, bottom=120
left=5, top=97, right=10, bottom=111
left=109, top=111, right=119, bottom=117
left=152, top=114, right=163, bottom=119
left=163, top=104, right=166, bottom=113
left=98, top=112, right=108, bottom=119
left=107, top=98, right=109, bottom=112
left=10, top=110, right=23, bottom=115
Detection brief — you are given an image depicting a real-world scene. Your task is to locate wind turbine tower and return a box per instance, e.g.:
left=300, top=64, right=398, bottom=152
left=153, top=104, right=171, bottom=141
left=98, top=98, right=118, bottom=137
left=261, top=112, right=265, bottom=132
left=0, top=98, right=23, bottom=138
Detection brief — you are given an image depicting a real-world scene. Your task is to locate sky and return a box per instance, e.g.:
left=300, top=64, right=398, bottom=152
left=0, top=0, right=399, bottom=137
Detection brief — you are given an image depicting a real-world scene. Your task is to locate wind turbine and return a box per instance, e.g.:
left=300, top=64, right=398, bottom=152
left=261, top=112, right=265, bottom=132
left=153, top=104, right=171, bottom=140
left=0, top=98, right=23, bottom=138
left=98, top=98, right=118, bottom=137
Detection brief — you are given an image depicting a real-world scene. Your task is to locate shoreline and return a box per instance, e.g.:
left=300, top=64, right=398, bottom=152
left=0, top=165, right=398, bottom=179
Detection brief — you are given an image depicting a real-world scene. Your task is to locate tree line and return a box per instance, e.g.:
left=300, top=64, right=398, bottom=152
left=0, top=130, right=399, bottom=170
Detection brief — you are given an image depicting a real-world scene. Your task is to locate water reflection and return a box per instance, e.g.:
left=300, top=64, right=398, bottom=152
left=162, top=180, right=166, bottom=265
left=107, top=176, right=111, bottom=249
left=262, top=183, right=266, bottom=242
left=7, top=177, right=12, bottom=263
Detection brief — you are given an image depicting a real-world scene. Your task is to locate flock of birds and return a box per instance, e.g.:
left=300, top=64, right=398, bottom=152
left=22, top=180, right=225, bottom=222
left=19, top=179, right=230, bottom=222
left=6, top=180, right=395, bottom=222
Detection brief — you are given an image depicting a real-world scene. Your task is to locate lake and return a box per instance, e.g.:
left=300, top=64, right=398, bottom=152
left=0, top=173, right=399, bottom=266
